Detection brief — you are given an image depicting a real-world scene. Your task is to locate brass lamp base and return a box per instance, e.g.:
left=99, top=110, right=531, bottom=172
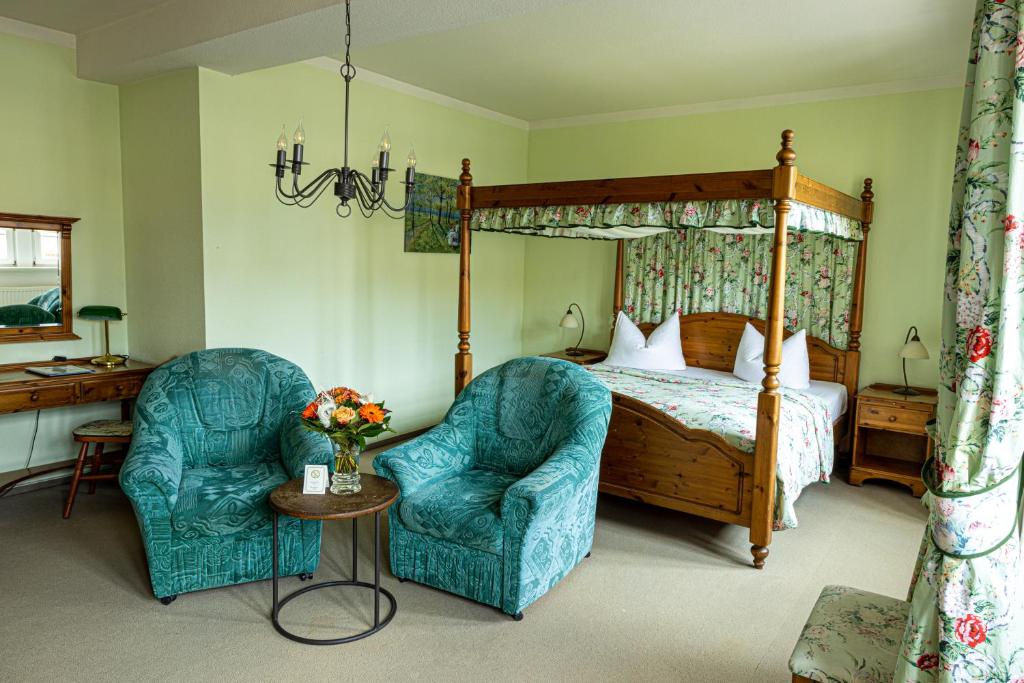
left=91, top=354, right=126, bottom=368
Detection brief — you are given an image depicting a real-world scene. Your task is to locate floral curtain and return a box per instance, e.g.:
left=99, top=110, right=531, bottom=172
left=470, top=199, right=864, bottom=242
left=621, top=230, right=858, bottom=348
left=895, top=2, right=1024, bottom=681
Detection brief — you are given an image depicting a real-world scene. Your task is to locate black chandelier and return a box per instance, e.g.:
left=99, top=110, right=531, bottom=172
left=271, top=0, right=416, bottom=219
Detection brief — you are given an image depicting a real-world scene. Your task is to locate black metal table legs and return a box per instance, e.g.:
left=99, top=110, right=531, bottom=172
left=271, top=511, right=397, bottom=644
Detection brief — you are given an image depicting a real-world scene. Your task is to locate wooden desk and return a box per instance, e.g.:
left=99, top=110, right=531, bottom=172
left=0, top=357, right=156, bottom=494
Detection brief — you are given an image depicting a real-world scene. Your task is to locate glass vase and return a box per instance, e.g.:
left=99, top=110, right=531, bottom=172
left=330, top=440, right=362, bottom=495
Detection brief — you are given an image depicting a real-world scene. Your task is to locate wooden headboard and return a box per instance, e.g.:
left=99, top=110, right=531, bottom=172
left=636, top=312, right=858, bottom=399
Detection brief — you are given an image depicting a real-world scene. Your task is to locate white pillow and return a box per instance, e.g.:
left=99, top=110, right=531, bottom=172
left=732, top=322, right=810, bottom=390
left=604, top=311, right=686, bottom=371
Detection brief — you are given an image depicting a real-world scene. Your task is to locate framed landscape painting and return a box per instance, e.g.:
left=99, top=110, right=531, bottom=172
left=404, top=173, right=460, bottom=254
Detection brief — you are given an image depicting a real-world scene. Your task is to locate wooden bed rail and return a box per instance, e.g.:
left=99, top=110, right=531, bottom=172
left=468, top=160, right=869, bottom=221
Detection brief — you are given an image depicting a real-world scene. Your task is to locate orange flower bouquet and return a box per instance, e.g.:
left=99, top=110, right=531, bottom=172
left=299, top=386, right=393, bottom=494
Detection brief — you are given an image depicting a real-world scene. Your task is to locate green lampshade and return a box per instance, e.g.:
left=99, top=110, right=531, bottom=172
left=78, top=305, right=124, bottom=321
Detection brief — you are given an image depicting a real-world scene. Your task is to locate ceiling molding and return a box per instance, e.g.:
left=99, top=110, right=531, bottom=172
left=529, top=74, right=965, bottom=130
left=303, top=57, right=529, bottom=131
left=0, top=16, right=74, bottom=48
left=305, top=58, right=962, bottom=132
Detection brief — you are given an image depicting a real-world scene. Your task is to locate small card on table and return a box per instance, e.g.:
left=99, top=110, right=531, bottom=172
left=303, top=464, right=328, bottom=495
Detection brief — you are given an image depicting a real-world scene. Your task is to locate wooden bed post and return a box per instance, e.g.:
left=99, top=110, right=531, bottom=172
left=611, top=240, right=625, bottom=337
left=846, top=179, right=873, bottom=400
left=749, top=130, right=798, bottom=569
left=455, top=158, right=473, bottom=396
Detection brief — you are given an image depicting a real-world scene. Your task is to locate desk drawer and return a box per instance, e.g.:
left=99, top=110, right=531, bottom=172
left=0, top=384, right=77, bottom=412
left=858, top=402, right=931, bottom=434
left=80, top=377, right=144, bottom=402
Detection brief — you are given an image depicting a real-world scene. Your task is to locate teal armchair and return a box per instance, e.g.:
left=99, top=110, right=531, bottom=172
left=120, top=349, right=332, bottom=603
left=373, top=357, right=611, bottom=618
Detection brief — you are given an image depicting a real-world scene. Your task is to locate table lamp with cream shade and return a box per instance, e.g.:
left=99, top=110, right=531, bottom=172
left=895, top=325, right=929, bottom=395
left=559, top=303, right=585, bottom=357
left=78, top=305, right=127, bottom=367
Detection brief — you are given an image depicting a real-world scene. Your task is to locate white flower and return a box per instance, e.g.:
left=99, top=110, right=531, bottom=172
left=316, top=399, right=336, bottom=428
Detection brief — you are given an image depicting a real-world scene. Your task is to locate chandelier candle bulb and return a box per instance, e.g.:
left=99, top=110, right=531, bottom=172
left=290, top=121, right=306, bottom=175
left=405, top=148, right=416, bottom=184
left=371, top=157, right=379, bottom=184
left=274, top=127, right=288, bottom=178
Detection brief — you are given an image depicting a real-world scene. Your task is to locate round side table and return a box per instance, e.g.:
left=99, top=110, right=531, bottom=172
left=268, top=473, right=399, bottom=645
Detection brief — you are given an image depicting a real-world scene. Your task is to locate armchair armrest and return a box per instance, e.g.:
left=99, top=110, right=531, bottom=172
left=372, top=422, right=473, bottom=498
left=119, top=420, right=185, bottom=514
left=280, top=420, right=334, bottom=479
left=500, top=443, right=597, bottom=525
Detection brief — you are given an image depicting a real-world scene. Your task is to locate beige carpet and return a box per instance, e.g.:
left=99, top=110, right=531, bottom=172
left=0, top=460, right=925, bottom=683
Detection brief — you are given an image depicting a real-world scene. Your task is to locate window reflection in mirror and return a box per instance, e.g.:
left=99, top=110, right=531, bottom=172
left=0, top=227, right=62, bottom=328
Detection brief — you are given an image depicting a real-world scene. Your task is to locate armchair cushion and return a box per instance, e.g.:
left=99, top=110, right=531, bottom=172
left=399, top=469, right=520, bottom=554
left=172, top=461, right=290, bottom=539
left=789, top=584, right=909, bottom=683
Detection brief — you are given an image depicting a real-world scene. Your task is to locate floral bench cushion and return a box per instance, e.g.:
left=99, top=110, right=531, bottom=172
left=789, top=584, right=909, bottom=683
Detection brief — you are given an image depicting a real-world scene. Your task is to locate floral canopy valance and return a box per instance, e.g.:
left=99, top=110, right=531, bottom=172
left=470, top=198, right=864, bottom=242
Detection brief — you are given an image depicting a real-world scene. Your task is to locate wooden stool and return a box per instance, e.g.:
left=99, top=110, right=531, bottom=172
left=63, top=419, right=132, bottom=519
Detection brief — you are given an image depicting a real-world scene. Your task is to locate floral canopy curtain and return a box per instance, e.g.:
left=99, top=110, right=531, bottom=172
left=895, top=2, right=1024, bottom=681
left=470, top=198, right=864, bottom=241
left=622, top=230, right=858, bottom=348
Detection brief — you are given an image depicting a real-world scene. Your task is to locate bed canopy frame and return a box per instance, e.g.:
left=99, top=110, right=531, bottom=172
left=452, top=130, right=874, bottom=568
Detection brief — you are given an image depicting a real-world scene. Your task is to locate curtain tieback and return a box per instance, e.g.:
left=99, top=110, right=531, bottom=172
left=921, top=455, right=1023, bottom=560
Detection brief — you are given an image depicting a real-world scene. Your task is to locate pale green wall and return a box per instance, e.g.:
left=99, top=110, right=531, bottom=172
left=120, top=69, right=207, bottom=363
left=197, top=65, right=528, bottom=433
left=0, top=34, right=127, bottom=473
left=0, top=28, right=963, bottom=477
left=523, top=89, right=963, bottom=389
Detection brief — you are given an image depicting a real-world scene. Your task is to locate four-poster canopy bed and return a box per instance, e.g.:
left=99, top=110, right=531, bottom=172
left=452, top=130, right=875, bottom=568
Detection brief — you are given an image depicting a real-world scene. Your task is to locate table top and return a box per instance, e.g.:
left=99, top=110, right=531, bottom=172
left=269, top=474, right=399, bottom=521
left=859, top=383, right=938, bottom=407
left=0, top=357, right=155, bottom=386
left=542, top=348, right=608, bottom=365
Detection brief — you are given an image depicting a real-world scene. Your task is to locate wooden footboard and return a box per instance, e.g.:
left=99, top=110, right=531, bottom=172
left=599, top=393, right=755, bottom=528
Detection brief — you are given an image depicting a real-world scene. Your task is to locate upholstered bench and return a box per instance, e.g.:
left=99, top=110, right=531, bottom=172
left=789, top=585, right=909, bottom=683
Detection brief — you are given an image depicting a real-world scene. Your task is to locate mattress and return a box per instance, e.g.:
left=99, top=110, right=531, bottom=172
left=665, top=366, right=848, bottom=422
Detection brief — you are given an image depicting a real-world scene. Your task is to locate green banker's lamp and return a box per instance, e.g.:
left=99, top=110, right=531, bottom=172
left=78, top=306, right=126, bottom=367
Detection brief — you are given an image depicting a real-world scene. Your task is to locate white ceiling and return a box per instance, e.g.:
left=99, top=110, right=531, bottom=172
left=0, top=0, right=167, bottom=33
left=0, top=0, right=974, bottom=123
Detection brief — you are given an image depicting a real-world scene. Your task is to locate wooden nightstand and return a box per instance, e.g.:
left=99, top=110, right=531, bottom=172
left=542, top=348, right=607, bottom=366
left=850, top=383, right=937, bottom=497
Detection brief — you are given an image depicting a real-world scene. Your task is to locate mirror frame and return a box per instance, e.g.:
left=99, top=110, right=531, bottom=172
left=0, top=212, right=79, bottom=343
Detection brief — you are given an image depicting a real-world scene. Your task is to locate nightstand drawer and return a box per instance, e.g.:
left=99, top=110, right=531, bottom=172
left=858, top=402, right=930, bottom=433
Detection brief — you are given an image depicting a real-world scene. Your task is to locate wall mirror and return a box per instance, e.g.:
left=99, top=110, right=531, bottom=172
left=0, top=213, right=78, bottom=343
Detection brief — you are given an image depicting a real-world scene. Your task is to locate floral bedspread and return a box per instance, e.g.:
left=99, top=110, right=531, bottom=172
left=587, top=364, right=833, bottom=530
